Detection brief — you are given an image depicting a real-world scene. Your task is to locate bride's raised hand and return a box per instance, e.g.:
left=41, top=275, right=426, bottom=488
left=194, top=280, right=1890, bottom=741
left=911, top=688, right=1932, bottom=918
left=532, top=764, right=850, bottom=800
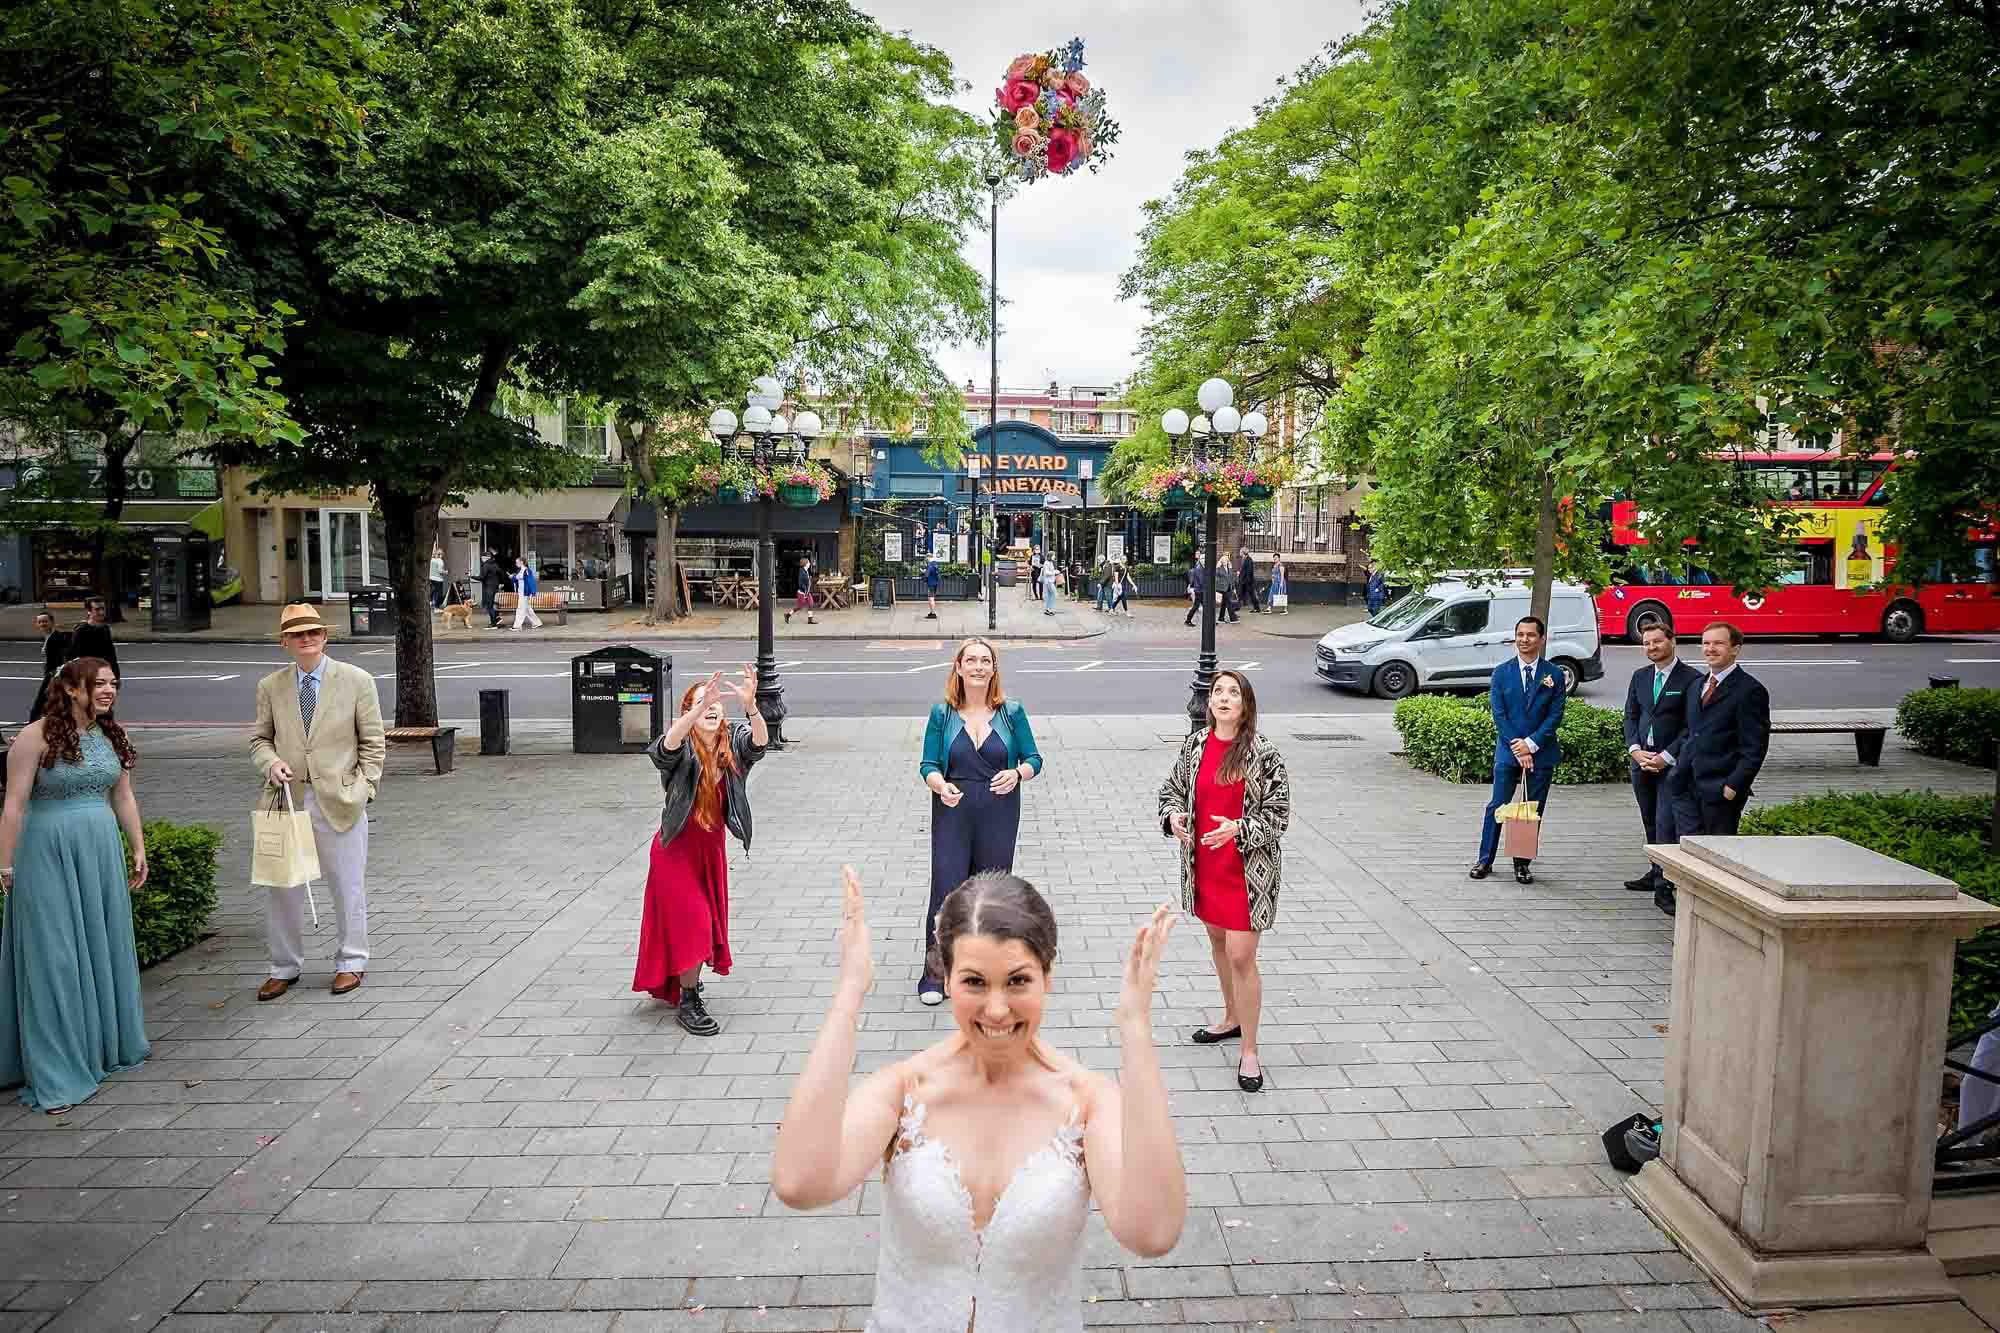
left=1115, top=902, right=1179, bottom=1028
left=837, top=865, right=875, bottom=1003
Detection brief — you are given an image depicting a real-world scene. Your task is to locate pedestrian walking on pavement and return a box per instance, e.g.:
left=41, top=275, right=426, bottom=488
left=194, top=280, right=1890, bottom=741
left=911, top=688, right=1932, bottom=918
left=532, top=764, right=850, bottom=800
left=68, top=597, right=119, bottom=684
left=429, top=547, right=447, bottom=609
left=771, top=867, right=1188, bottom=1329
left=26, top=611, right=68, bottom=724
left=1469, top=616, right=1565, bottom=886
left=1184, top=552, right=1205, bottom=627
left=510, top=557, right=542, bottom=630
left=1041, top=559, right=1060, bottom=616
left=1217, top=558, right=1240, bottom=622
left=786, top=553, right=817, bottom=625
left=1105, top=563, right=1133, bottom=616
left=1366, top=568, right=1387, bottom=617
left=1622, top=623, right=1698, bottom=899
left=250, top=604, right=385, bottom=1001
left=634, top=667, right=768, bottom=1036
left=923, top=555, right=940, bottom=619
left=1268, top=556, right=1289, bottom=613
left=917, top=638, right=1042, bottom=1007
left=1236, top=545, right=1262, bottom=614
left=0, top=658, right=151, bottom=1113
left=1159, top=669, right=1291, bottom=1094
left=478, top=550, right=503, bottom=627
left=1660, top=621, right=1770, bottom=917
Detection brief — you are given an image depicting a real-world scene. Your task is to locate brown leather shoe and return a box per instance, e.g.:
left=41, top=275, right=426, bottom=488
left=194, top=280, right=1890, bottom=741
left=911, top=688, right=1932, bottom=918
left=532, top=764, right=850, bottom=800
left=256, top=977, right=294, bottom=1002
left=331, top=971, right=363, bottom=995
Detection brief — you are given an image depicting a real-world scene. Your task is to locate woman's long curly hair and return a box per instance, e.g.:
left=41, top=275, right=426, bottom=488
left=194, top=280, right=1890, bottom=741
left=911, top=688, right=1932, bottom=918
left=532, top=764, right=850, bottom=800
left=681, top=680, right=739, bottom=830
left=40, top=656, right=136, bottom=770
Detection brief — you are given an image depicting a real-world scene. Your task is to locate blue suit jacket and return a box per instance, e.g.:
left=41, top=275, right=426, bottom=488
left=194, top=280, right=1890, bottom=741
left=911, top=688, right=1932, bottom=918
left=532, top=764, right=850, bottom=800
left=1490, top=658, right=1566, bottom=768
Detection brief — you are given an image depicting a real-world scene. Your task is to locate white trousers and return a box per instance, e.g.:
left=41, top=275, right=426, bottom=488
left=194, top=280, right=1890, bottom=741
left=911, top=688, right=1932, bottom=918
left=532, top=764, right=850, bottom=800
left=267, top=788, right=369, bottom=978
left=512, top=595, right=542, bottom=629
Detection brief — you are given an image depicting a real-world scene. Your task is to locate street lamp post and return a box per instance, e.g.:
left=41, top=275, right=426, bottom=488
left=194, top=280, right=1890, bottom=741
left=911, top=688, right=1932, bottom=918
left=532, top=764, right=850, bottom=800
left=984, top=170, right=1002, bottom=632
left=708, top=377, right=822, bottom=750
left=1161, top=379, right=1268, bottom=729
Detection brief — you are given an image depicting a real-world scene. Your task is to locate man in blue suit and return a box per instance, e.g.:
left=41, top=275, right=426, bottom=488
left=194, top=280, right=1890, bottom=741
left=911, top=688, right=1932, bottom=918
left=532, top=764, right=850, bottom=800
left=1470, top=614, right=1567, bottom=884
left=1622, top=623, right=1701, bottom=895
left=1659, top=621, right=1771, bottom=915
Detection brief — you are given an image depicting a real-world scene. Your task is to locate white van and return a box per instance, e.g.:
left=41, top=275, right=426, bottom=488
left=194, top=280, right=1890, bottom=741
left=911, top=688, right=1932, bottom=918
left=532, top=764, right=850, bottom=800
left=1315, top=576, right=1604, bottom=699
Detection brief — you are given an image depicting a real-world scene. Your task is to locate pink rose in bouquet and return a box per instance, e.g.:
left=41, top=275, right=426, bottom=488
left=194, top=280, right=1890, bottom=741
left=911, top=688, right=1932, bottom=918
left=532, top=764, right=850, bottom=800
left=1062, top=72, right=1091, bottom=98
left=1045, top=128, right=1079, bottom=174
left=1011, top=130, right=1038, bottom=158
left=1006, top=54, right=1038, bottom=80
left=1014, top=105, right=1039, bottom=130
left=998, top=78, right=1041, bottom=112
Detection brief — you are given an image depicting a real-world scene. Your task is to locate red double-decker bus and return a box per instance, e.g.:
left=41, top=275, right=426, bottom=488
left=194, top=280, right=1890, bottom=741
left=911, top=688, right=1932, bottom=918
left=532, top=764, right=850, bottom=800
left=1595, top=450, right=2000, bottom=643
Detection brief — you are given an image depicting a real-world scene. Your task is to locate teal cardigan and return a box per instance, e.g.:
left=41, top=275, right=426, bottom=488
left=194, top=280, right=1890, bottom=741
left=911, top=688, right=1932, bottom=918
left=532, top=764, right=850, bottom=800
left=920, top=701, right=1043, bottom=781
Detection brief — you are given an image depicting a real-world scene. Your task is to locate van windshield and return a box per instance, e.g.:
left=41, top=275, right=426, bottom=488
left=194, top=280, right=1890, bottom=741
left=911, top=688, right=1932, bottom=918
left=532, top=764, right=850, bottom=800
left=1368, top=593, right=1441, bottom=630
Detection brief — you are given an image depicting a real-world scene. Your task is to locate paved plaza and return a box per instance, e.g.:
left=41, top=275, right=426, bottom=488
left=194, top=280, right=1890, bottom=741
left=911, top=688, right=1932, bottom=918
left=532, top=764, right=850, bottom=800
left=0, top=709, right=1991, bottom=1331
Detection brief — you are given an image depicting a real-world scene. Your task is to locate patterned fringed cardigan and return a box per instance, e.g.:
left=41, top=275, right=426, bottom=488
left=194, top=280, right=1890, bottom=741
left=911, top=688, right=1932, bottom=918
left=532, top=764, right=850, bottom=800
left=1156, top=728, right=1292, bottom=930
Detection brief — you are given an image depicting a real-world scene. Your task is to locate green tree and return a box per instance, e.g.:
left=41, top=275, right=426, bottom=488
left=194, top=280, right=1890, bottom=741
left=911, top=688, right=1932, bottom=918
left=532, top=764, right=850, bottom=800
left=0, top=0, right=372, bottom=615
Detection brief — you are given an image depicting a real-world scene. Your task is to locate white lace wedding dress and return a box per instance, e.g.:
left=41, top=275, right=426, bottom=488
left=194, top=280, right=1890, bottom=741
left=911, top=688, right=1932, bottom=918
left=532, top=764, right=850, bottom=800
left=866, top=1094, right=1091, bottom=1332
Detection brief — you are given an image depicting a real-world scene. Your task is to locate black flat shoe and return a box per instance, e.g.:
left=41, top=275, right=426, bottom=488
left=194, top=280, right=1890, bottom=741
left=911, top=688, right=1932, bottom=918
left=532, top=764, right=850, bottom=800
left=1191, top=1024, right=1241, bottom=1045
left=1468, top=863, right=1492, bottom=880
left=1623, top=874, right=1655, bottom=892
left=1514, top=864, right=1535, bottom=885
left=1237, top=1062, right=1264, bottom=1093
left=1654, top=887, right=1677, bottom=917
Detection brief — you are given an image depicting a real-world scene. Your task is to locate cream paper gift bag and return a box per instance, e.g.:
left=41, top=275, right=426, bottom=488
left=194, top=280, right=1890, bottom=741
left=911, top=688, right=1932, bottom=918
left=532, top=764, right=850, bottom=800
left=1493, top=798, right=1542, bottom=860
left=251, top=783, right=320, bottom=925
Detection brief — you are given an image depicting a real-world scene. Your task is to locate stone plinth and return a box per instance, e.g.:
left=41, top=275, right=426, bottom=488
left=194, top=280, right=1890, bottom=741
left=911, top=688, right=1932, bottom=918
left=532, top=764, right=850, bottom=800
left=1628, top=835, right=2000, bottom=1313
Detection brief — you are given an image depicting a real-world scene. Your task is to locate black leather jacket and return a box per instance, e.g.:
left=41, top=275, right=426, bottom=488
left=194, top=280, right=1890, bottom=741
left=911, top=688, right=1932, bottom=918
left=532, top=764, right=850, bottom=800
left=650, top=724, right=767, bottom=849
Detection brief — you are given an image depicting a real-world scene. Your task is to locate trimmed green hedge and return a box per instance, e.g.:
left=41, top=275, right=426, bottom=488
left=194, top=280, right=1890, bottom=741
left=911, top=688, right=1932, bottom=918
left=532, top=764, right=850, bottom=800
left=1, top=818, right=221, bottom=970
left=1897, top=687, right=2000, bottom=768
left=1392, top=693, right=1630, bottom=784
left=129, top=820, right=223, bottom=967
left=1740, top=792, right=1998, bottom=1028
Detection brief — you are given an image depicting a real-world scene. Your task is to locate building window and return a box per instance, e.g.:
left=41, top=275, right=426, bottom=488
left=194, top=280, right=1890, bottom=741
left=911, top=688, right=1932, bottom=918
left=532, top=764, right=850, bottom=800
left=888, top=475, right=944, bottom=496
left=1314, top=487, right=1329, bottom=542
left=528, top=523, right=571, bottom=578
left=1293, top=489, right=1309, bottom=542
left=562, top=401, right=609, bottom=459
left=1330, top=511, right=1345, bottom=554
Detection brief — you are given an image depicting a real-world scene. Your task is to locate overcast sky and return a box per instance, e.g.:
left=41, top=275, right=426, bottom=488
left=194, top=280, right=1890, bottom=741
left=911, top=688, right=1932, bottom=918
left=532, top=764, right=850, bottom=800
left=854, top=0, right=1370, bottom=397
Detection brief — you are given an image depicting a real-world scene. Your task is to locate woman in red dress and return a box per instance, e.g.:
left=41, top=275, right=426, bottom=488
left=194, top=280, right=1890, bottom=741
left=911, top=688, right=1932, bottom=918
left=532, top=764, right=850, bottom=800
left=634, top=667, right=768, bottom=1036
left=1158, top=670, right=1292, bottom=1092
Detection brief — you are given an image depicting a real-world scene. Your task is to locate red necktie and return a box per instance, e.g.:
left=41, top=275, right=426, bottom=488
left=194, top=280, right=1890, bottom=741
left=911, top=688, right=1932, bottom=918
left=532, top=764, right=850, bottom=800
left=1701, top=674, right=1718, bottom=707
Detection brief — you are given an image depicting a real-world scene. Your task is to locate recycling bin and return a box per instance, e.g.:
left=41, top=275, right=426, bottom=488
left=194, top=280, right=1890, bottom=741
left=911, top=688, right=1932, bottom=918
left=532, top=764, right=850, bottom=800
left=348, top=585, right=394, bottom=638
left=572, top=645, right=670, bottom=754
left=479, top=688, right=511, bottom=756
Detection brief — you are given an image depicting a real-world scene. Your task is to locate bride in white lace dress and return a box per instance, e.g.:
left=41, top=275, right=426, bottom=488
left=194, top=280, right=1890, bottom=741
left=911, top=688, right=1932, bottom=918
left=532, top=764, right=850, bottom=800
left=772, top=867, right=1186, bottom=1332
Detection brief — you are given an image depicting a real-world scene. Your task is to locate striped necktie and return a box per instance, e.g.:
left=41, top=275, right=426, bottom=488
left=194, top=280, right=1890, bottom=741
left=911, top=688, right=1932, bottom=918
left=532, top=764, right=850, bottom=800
left=300, top=672, right=318, bottom=732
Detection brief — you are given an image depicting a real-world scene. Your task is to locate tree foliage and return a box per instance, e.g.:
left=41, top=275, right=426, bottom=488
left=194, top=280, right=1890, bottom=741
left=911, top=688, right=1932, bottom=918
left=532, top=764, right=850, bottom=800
left=1118, top=0, right=2000, bottom=617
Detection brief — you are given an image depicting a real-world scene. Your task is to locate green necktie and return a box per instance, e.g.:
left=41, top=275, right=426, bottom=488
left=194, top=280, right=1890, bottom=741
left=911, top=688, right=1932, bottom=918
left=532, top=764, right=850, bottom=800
left=1647, top=669, right=1664, bottom=746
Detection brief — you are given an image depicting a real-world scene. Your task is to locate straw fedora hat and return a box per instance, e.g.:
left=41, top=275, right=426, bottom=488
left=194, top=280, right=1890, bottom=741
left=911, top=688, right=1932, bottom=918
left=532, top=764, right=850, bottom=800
left=277, top=603, right=328, bottom=636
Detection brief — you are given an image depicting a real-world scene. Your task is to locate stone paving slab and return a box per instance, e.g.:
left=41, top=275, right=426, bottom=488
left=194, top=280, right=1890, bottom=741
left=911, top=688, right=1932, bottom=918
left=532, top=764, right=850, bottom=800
left=1, top=713, right=1989, bottom=1329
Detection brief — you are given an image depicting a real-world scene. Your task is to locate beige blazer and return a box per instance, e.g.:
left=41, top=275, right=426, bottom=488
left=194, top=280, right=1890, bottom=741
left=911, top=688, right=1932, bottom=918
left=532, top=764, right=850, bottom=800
left=250, top=657, right=386, bottom=833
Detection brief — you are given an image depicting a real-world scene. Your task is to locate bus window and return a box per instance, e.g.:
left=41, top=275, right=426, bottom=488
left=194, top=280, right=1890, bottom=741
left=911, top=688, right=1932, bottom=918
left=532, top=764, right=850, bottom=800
left=1778, top=546, right=1834, bottom=586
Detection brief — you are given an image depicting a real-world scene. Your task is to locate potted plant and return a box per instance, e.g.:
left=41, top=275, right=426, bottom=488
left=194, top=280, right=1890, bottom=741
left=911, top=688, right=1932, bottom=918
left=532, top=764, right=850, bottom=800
left=770, top=460, right=836, bottom=508
left=699, top=458, right=757, bottom=504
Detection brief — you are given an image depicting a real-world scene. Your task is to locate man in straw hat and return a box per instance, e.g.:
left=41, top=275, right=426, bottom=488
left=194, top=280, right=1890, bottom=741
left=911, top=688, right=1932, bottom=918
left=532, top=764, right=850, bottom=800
left=249, top=603, right=385, bottom=1000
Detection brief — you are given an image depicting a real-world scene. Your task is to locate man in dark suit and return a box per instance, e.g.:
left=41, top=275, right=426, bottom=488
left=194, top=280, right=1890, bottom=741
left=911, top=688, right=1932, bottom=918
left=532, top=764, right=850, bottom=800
left=1471, top=614, right=1568, bottom=884
left=1236, top=544, right=1262, bottom=614
left=1659, top=620, right=1771, bottom=915
left=1184, top=552, right=1206, bottom=627
left=68, top=596, right=119, bottom=682
left=26, top=610, right=69, bottom=723
left=478, top=550, right=503, bottom=627
left=1623, top=623, right=1701, bottom=895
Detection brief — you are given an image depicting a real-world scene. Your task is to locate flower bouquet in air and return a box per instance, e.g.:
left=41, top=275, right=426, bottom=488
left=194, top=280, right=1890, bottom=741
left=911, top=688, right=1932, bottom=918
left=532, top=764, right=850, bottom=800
left=992, top=38, right=1119, bottom=181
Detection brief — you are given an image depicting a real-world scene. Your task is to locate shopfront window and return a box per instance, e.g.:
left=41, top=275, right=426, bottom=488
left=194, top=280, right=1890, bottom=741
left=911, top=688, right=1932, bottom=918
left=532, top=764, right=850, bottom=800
left=527, top=523, right=570, bottom=579
left=575, top=524, right=614, bottom=579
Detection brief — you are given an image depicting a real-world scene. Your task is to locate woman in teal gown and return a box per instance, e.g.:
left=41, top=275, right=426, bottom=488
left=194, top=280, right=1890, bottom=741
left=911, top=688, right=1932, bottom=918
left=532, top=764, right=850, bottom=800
left=0, top=656, right=150, bottom=1113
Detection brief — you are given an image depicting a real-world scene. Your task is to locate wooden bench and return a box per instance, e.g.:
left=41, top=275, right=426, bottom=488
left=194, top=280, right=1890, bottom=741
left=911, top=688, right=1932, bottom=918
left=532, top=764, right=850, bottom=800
left=1771, top=719, right=1888, bottom=766
left=385, top=725, right=458, bottom=774
left=494, top=592, right=569, bottom=625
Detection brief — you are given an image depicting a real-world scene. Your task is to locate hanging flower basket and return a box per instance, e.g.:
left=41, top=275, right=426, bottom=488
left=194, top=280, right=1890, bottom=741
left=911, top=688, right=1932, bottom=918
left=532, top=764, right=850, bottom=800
left=1161, top=483, right=1205, bottom=510
left=1240, top=482, right=1275, bottom=502
left=777, top=482, right=820, bottom=508
left=714, top=484, right=752, bottom=505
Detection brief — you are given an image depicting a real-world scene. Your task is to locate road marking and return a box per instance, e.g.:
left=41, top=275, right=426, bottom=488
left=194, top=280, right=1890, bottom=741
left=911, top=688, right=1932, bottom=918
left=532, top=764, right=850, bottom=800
left=1740, top=658, right=1861, bottom=666
left=1075, top=660, right=1105, bottom=672
left=1948, top=658, right=2000, bottom=664
left=0, top=673, right=243, bottom=682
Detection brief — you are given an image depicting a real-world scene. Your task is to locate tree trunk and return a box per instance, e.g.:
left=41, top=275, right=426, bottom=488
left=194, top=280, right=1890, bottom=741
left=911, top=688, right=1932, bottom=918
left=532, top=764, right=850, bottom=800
left=377, top=485, right=442, bottom=728
left=94, top=433, right=133, bottom=624
left=1529, top=460, right=1557, bottom=625
left=652, top=503, right=687, bottom=622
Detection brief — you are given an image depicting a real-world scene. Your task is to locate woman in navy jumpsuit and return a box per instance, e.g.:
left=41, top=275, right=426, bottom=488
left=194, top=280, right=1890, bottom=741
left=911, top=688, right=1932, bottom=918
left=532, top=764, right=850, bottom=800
left=917, top=637, right=1043, bottom=1004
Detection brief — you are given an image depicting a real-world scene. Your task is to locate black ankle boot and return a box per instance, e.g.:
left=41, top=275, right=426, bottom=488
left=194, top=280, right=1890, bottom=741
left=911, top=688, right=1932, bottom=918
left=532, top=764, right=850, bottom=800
left=677, top=983, right=720, bottom=1036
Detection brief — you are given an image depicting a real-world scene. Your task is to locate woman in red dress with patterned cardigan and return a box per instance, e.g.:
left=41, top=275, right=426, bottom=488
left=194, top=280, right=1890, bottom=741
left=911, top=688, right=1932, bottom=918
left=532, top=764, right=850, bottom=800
left=1158, top=670, right=1291, bottom=1093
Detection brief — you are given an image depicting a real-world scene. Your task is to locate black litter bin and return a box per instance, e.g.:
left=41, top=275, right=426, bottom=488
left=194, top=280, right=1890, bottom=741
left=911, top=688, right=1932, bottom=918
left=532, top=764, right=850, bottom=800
left=479, top=688, right=511, bottom=755
left=1931, top=675, right=1961, bottom=691
left=572, top=646, right=670, bottom=754
left=348, top=586, right=394, bottom=638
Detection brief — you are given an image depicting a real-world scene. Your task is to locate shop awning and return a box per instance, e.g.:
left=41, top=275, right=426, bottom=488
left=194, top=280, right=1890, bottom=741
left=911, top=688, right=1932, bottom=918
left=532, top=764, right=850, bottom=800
left=441, top=488, right=626, bottom=523
left=10, top=500, right=214, bottom=531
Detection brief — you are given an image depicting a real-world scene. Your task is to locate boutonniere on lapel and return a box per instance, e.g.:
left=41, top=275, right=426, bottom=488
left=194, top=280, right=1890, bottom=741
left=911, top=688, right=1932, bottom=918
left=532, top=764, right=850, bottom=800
left=1540, top=674, right=1555, bottom=688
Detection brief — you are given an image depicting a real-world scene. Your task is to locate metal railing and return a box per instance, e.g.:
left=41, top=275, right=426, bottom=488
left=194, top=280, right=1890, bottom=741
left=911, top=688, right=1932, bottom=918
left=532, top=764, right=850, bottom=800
left=1936, top=936, right=2000, bottom=1191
